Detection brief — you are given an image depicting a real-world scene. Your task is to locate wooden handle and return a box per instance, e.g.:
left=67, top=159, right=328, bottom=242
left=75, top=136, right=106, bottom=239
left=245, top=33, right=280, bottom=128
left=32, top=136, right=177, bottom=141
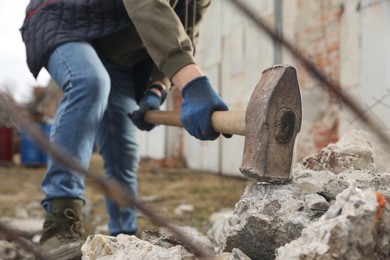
left=144, top=110, right=245, bottom=136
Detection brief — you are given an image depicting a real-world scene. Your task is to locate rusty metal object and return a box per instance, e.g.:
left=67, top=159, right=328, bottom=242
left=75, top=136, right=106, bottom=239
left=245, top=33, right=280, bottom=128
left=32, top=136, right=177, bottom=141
left=240, top=65, right=302, bottom=183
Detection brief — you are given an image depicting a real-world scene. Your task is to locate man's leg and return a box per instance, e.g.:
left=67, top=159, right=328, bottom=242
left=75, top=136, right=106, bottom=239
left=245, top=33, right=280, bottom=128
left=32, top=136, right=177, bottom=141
left=96, top=63, right=140, bottom=236
left=40, top=42, right=110, bottom=257
left=42, top=42, right=110, bottom=205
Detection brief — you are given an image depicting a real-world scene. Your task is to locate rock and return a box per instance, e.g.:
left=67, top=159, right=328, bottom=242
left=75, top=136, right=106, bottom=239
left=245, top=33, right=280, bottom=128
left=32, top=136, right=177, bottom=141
left=142, top=230, right=179, bottom=249
left=174, top=204, right=194, bottom=216
left=0, top=218, right=43, bottom=238
left=336, top=130, right=390, bottom=172
left=208, top=209, right=234, bottom=250
left=140, top=195, right=161, bottom=202
left=0, top=240, right=18, bottom=260
left=14, top=206, right=29, bottom=218
left=143, top=226, right=215, bottom=254
left=208, top=184, right=314, bottom=260
left=81, top=234, right=194, bottom=260
left=214, top=248, right=252, bottom=260
left=209, top=130, right=390, bottom=259
left=343, top=171, right=390, bottom=192
left=0, top=240, right=34, bottom=260
left=82, top=232, right=251, bottom=260
left=276, top=182, right=390, bottom=259
left=304, top=194, right=329, bottom=211
left=300, top=144, right=377, bottom=174
left=209, top=209, right=234, bottom=225
left=292, top=169, right=349, bottom=200
left=94, top=224, right=109, bottom=235
left=163, top=226, right=215, bottom=254
left=293, top=169, right=390, bottom=201
left=82, top=228, right=251, bottom=259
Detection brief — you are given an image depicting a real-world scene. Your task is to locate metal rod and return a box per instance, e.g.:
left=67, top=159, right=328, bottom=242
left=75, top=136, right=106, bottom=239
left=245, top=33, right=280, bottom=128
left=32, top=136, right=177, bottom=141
left=274, top=0, right=283, bottom=64
left=0, top=93, right=211, bottom=259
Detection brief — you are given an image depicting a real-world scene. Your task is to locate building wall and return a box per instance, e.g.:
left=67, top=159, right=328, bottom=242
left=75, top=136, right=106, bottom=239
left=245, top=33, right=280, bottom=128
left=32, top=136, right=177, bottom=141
left=139, top=0, right=390, bottom=177
left=341, top=0, right=390, bottom=133
left=184, top=0, right=275, bottom=176
left=182, top=0, right=345, bottom=176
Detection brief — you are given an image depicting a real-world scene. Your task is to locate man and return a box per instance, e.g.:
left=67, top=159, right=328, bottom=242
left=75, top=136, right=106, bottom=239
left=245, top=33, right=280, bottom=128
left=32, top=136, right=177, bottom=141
left=21, top=0, right=230, bottom=258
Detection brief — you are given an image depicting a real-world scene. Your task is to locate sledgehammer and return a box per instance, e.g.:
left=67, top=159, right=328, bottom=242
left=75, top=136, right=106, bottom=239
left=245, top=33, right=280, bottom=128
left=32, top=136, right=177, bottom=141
left=144, top=65, right=302, bottom=184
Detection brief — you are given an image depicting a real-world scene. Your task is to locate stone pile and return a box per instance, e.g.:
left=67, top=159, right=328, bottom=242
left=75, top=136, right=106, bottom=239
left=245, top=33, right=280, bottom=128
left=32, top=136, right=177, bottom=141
left=276, top=182, right=390, bottom=259
left=1, top=130, right=390, bottom=260
left=80, top=130, right=390, bottom=259
left=0, top=202, right=44, bottom=260
left=207, top=130, right=390, bottom=259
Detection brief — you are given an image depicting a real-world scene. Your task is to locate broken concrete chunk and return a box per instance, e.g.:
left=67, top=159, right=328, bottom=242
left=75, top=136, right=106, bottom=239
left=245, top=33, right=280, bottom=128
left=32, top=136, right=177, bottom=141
left=174, top=204, right=194, bottom=216
left=0, top=217, right=44, bottom=238
left=292, top=170, right=337, bottom=194
left=0, top=240, right=34, bottom=260
left=336, top=130, right=390, bottom=172
left=144, top=226, right=215, bottom=255
left=81, top=232, right=250, bottom=259
left=292, top=168, right=390, bottom=201
left=208, top=183, right=313, bottom=260
left=81, top=234, right=194, bottom=260
left=0, top=241, right=18, bottom=260
left=214, top=248, right=252, bottom=260
left=276, top=182, right=390, bottom=259
left=80, top=130, right=390, bottom=259
left=304, top=193, right=329, bottom=211
left=300, top=144, right=377, bottom=174
left=209, top=209, right=234, bottom=225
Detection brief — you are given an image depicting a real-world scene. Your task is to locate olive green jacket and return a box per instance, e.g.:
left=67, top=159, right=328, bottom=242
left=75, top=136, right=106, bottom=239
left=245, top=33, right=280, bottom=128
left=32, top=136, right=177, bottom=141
left=93, top=0, right=211, bottom=89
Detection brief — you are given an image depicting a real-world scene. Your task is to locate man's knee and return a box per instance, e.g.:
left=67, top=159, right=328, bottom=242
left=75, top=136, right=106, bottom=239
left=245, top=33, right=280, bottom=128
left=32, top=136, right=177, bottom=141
left=79, top=69, right=111, bottom=102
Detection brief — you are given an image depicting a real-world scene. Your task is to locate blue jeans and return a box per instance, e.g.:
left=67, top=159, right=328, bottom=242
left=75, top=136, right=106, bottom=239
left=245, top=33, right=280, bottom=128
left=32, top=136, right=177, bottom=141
left=41, top=42, right=140, bottom=235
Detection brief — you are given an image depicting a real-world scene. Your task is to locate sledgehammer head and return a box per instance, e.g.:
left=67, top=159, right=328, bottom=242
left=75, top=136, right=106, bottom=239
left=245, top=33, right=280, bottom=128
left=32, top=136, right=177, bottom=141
left=240, top=65, right=302, bottom=184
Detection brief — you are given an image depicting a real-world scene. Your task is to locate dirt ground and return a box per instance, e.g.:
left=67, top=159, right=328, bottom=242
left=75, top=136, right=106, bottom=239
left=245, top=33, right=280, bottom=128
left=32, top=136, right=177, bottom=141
left=0, top=153, right=251, bottom=237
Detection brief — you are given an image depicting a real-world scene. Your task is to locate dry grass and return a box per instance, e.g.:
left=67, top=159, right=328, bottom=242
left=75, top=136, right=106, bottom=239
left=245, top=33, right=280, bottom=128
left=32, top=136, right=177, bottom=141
left=0, top=154, right=251, bottom=236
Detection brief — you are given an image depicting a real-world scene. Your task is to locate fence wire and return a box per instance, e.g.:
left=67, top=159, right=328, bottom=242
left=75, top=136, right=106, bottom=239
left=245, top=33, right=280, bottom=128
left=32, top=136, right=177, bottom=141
left=227, top=0, right=390, bottom=146
left=0, top=94, right=211, bottom=259
left=1, top=0, right=390, bottom=259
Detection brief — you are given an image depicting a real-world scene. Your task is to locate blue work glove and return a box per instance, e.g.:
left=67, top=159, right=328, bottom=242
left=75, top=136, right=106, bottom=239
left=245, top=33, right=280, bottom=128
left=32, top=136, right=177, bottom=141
left=128, top=90, right=162, bottom=131
left=180, top=76, right=232, bottom=141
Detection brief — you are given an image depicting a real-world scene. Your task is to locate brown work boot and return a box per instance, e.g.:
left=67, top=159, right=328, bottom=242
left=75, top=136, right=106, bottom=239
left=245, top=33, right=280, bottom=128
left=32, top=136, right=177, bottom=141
left=40, top=199, right=86, bottom=260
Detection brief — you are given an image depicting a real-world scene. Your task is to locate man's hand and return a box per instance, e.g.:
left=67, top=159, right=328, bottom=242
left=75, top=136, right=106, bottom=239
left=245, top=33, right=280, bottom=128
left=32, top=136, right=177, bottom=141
left=128, top=90, right=162, bottom=131
left=180, top=76, right=232, bottom=140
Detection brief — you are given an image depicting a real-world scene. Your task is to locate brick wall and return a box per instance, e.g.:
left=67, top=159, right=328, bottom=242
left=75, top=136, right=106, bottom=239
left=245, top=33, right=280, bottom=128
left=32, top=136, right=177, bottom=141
left=294, top=0, right=344, bottom=151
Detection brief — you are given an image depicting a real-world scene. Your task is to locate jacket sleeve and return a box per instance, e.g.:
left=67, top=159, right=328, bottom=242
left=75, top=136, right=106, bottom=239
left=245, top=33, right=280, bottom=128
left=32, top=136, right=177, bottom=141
left=122, top=0, right=208, bottom=80
left=149, top=65, right=171, bottom=90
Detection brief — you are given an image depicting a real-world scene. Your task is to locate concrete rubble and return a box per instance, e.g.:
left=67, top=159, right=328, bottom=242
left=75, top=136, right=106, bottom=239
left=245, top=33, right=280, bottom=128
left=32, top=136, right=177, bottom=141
left=207, top=183, right=314, bottom=259
left=80, top=130, right=389, bottom=259
left=81, top=228, right=251, bottom=260
left=276, top=182, right=390, bottom=259
left=1, top=130, right=390, bottom=260
left=0, top=202, right=43, bottom=260
left=205, top=130, right=390, bottom=259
